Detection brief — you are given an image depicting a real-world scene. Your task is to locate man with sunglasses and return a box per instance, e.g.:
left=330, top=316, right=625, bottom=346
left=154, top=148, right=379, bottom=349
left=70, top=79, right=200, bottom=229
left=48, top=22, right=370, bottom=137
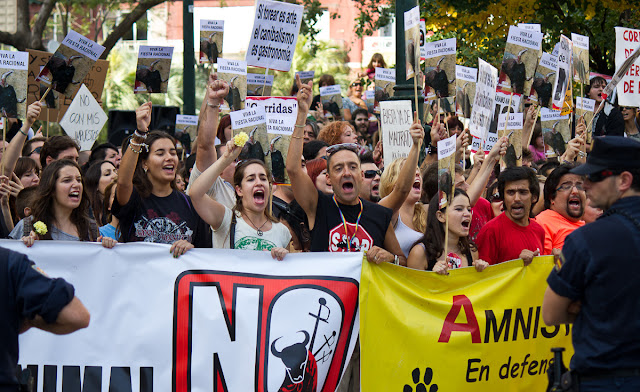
left=535, top=163, right=586, bottom=255
left=543, top=136, right=640, bottom=391
left=358, top=152, right=381, bottom=203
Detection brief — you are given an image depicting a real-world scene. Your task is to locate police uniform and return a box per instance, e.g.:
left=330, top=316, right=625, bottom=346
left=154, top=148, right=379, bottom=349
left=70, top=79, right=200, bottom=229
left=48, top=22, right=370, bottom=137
left=1, top=247, right=75, bottom=390
left=546, top=136, right=640, bottom=390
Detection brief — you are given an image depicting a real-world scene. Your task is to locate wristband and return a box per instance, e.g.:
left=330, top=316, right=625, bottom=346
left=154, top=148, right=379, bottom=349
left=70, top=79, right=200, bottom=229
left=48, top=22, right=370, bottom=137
left=394, top=255, right=399, bottom=265
left=207, top=101, right=220, bottom=108
left=19, top=128, right=28, bottom=136
left=427, top=143, right=438, bottom=155
left=134, top=129, right=147, bottom=139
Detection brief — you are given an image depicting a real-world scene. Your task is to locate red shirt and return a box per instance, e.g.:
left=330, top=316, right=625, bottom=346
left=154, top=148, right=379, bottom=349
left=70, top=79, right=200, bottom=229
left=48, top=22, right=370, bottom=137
left=469, top=197, right=494, bottom=241
left=476, top=212, right=545, bottom=265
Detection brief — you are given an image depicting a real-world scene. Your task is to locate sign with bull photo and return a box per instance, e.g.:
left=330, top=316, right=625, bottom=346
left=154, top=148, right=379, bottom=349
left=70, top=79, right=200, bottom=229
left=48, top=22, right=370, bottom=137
left=200, top=19, right=224, bottom=64
left=7, top=241, right=361, bottom=392
left=374, top=67, right=395, bottom=114
left=575, top=97, right=595, bottom=144
left=423, top=38, right=456, bottom=102
left=529, top=52, right=558, bottom=109
left=247, top=73, right=274, bottom=97
left=320, top=85, right=343, bottom=111
left=403, top=6, right=420, bottom=80
left=484, top=91, right=521, bottom=153
left=59, top=84, right=107, bottom=151
left=551, top=35, right=572, bottom=111
left=455, top=65, right=477, bottom=118
left=296, top=71, right=314, bottom=87
left=497, top=112, right=523, bottom=168
left=541, top=107, right=570, bottom=158
left=0, top=50, right=28, bottom=119
left=437, top=135, right=457, bottom=209
left=175, top=114, right=199, bottom=155
left=246, top=96, right=298, bottom=184
left=134, top=46, right=173, bottom=94
left=219, top=58, right=248, bottom=112
left=231, top=106, right=270, bottom=168
left=36, top=30, right=106, bottom=99
left=571, top=33, right=589, bottom=84
left=497, top=26, right=543, bottom=97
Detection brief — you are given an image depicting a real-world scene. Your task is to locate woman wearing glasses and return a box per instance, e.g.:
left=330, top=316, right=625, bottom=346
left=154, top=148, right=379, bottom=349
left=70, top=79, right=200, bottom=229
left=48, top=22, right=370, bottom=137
left=189, top=140, right=291, bottom=259
left=343, top=78, right=368, bottom=122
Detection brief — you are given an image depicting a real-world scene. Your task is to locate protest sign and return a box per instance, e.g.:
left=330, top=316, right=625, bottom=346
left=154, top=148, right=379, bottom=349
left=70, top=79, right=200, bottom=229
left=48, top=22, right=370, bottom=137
left=231, top=106, right=269, bottom=167
left=247, top=73, right=274, bottom=96
left=437, top=134, right=457, bottom=208
left=199, top=19, right=224, bottom=64
left=615, top=26, right=640, bottom=107
left=59, top=84, right=107, bottom=151
left=365, top=90, right=375, bottom=110
left=469, top=59, right=498, bottom=141
left=419, top=20, right=427, bottom=60
left=575, top=97, right=595, bottom=143
left=0, top=50, right=28, bottom=119
left=455, top=65, right=477, bottom=118
left=423, top=38, right=456, bottom=101
left=27, top=49, right=109, bottom=122
left=360, top=257, right=573, bottom=391
left=4, top=240, right=361, bottom=392
left=320, top=84, right=343, bottom=110
left=571, top=33, right=589, bottom=84
left=498, top=26, right=543, bottom=96
left=296, top=70, right=314, bottom=87
left=246, top=96, right=298, bottom=183
left=551, top=35, right=572, bottom=111
left=134, top=46, right=173, bottom=94
left=485, top=91, right=521, bottom=153
left=246, top=0, right=304, bottom=72
left=541, top=107, right=570, bottom=157
left=218, top=58, right=248, bottom=111
left=374, top=67, right=395, bottom=113
left=36, top=30, right=105, bottom=99
left=529, top=52, right=558, bottom=108
left=497, top=112, right=523, bottom=167
left=380, top=100, right=413, bottom=165
left=403, top=6, right=420, bottom=80
left=517, top=23, right=541, bottom=32
left=175, top=114, right=199, bottom=154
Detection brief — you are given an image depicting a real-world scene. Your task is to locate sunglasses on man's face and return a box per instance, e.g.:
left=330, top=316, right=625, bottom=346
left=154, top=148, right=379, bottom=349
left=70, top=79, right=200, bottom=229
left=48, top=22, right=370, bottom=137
left=350, top=82, right=362, bottom=87
left=586, top=169, right=621, bottom=183
left=29, top=146, right=42, bottom=156
left=363, top=169, right=381, bottom=179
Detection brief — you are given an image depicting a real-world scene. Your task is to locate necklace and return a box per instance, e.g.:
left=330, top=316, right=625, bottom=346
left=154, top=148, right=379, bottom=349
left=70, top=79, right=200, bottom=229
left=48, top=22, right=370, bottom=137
left=243, top=213, right=268, bottom=236
left=332, top=196, right=363, bottom=252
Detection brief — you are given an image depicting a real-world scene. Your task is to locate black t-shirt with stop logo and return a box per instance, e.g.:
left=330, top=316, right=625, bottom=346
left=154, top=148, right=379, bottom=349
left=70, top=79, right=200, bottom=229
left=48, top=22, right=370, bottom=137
left=310, top=190, right=392, bottom=253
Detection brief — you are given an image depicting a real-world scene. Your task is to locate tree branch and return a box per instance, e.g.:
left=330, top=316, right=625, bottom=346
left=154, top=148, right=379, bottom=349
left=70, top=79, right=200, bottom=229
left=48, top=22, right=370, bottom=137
left=32, top=0, right=58, bottom=40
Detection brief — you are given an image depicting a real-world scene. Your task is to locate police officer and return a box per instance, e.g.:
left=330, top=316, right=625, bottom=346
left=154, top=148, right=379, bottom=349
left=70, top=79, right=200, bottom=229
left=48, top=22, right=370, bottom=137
left=1, top=246, right=90, bottom=391
left=542, top=136, right=640, bottom=391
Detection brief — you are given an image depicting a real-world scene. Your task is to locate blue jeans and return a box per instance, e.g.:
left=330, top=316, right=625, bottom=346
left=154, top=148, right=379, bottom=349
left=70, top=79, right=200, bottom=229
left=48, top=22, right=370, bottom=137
left=580, top=376, right=640, bottom=391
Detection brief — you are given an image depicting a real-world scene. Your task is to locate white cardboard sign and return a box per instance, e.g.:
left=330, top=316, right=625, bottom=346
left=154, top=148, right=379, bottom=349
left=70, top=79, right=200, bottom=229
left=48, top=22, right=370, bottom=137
left=380, top=100, right=413, bottom=165
left=59, top=84, right=107, bottom=151
left=469, top=59, right=498, bottom=140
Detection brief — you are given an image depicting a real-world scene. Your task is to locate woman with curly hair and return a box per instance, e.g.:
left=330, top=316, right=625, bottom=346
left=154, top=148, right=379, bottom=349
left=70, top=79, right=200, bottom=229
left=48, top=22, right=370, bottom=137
left=317, top=121, right=358, bottom=146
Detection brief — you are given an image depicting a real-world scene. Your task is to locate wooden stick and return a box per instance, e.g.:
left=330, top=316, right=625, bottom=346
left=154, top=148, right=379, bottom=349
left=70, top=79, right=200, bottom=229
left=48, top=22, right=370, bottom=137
left=46, top=107, right=49, bottom=138
left=262, top=68, right=269, bottom=97
left=526, top=106, right=541, bottom=147
left=1, top=118, right=6, bottom=175
left=413, top=72, right=419, bottom=121
left=39, top=86, right=52, bottom=103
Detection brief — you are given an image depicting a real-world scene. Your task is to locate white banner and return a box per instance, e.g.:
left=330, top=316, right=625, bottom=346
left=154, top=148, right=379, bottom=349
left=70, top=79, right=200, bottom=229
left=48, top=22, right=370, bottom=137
left=615, top=26, right=640, bottom=107
left=380, top=100, right=413, bottom=165
left=246, top=0, right=304, bottom=72
left=469, top=59, right=498, bottom=140
left=5, top=241, right=361, bottom=392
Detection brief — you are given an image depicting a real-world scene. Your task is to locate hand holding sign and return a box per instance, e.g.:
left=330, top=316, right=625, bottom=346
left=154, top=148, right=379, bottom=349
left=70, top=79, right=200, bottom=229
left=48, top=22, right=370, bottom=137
left=25, top=102, right=43, bottom=128
left=296, top=73, right=313, bottom=114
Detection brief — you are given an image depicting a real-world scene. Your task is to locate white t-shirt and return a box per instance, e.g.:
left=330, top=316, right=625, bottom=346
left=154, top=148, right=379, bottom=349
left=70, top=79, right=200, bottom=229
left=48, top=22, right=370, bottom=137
left=186, top=164, right=236, bottom=210
left=212, top=207, right=291, bottom=250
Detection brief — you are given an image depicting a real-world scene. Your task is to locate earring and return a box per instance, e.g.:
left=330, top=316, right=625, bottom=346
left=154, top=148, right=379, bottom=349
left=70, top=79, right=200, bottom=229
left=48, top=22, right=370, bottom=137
left=144, top=167, right=148, bottom=173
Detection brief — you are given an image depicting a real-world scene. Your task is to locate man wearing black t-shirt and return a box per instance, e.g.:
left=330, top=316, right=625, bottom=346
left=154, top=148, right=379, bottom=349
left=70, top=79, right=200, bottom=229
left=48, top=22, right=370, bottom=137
left=287, top=75, right=406, bottom=266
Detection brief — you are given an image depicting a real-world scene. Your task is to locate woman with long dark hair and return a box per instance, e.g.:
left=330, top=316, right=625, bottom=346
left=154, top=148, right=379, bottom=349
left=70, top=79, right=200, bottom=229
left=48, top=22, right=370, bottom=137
left=84, top=160, right=117, bottom=225
left=10, top=159, right=115, bottom=248
left=407, top=188, right=489, bottom=273
left=190, top=140, right=291, bottom=258
left=114, top=102, right=210, bottom=257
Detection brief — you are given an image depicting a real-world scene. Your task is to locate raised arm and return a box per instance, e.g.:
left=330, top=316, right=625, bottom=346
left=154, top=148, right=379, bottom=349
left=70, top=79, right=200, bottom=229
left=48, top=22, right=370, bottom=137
left=2, top=102, right=41, bottom=177
left=286, top=75, right=318, bottom=228
left=116, top=102, right=151, bottom=206
left=467, top=136, right=507, bottom=206
left=379, top=113, right=424, bottom=214
left=194, top=73, right=229, bottom=173
left=190, top=140, right=241, bottom=230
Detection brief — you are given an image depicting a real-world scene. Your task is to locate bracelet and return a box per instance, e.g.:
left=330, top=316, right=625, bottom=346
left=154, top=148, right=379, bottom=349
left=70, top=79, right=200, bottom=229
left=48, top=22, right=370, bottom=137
left=393, top=255, right=399, bottom=265
left=19, top=128, right=28, bottom=136
left=134, top=129, right=147, bottom=139
left=129, top=139, right=149, bottom=153
left=128, top=143, right=143, bottom=154
left=427, top=143, right=438, bottom=155
left=207, top=101, right=220, bottom=108
left=291, top=135, right=303, bottom=139
left=294, top=124, right=305, bottom=128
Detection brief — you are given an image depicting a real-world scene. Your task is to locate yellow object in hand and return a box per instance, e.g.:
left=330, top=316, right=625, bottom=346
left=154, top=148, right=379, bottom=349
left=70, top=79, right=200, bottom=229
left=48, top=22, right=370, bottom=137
left=234, top=132, right=249, bottom=147
left=34, top=221, right=48, bottom=236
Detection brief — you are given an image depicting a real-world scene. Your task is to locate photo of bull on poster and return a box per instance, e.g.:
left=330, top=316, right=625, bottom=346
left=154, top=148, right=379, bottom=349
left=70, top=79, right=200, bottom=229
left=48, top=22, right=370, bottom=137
left=571, top=33, right=589, bottom=84
left=247, top=73, right=274, bottom=96
left=551, top=35, right=572, bottom=111
left=231, top=106, right=269, bottom=167
left=403, top=6, right=420, bottom=80
left=374, top=68, right=395, bottom=114
left=483, top=91, right=521, bottom=153
left=419, top=20, right=426, bottom=60
left=575, top=97, right=595, bottom=144
left=380, top=100, right=413, bottom=166
left=246, top=96, right=298, bottom=184
left=0, top=50, right=28, bottom=120
left=219, top=58, right=248, bottom=112
left=615, top=27, right=640, bottom=107
left=36, top=30, right=106, bottom=99
left=175, top=114, right=199, bottom=155
left=455, top=65, right=477, bottom=119
left=529, top=52, right=558, bottom=108
left=498, top=25, right=542, bottom=97
left=423, top=38, right=456, bottom=106
left=246, top=0, right=303, bottom=72
left=320, top=85, right=343, bottom=111
left=469, top=59, right=498, bottom=142
left=497, top=112, right=523, bottom=168
left=437, top=135, right=456, bottom=209
left=59, top=84, right=107, bottom=151
left=296, top=71, right=314, bottom=88
left=541, top=107, right=570, bottom=158
left=134, top=46, right=173, bottom=94
left=199, top=19, right=224, bottom=64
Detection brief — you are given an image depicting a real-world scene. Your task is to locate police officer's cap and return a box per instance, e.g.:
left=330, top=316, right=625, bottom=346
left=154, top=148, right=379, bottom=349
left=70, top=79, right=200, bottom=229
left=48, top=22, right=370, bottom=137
left=571, top=136, right=640, bottom=175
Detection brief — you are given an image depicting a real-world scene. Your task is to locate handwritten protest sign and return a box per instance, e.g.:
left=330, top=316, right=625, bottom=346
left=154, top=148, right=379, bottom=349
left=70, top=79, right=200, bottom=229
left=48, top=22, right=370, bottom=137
left=175, top=114, right=199, bottom=154
left=615, top=26, right=640, bottom=107
left=498, top=26, right=543, bottom=96
left=59, top=84, right=107, bottom=151
left=134, top=46, right=173, bottom=94
left=571, top=33, right=589, bottom=84
left=551, top=35, right=572, bottom=111
left=455, top=65, right=477, bottom=118
left=469, top=59, right=498, bottom=141
left=0, top=50, right=28, bottom=119
left=218, top=58, right=247, bottom=111
left=497, top=112, right=523, bottom=167
left=231, top=106, right=269, bottom=167
left=199, top=20, right=224, bottom=64
left=423, top=38, right=456, bottom=101
left=247, top=73, right=274, bottom=96
left=437, top=135, right=457, bottom=208
left=380, top=100, right=413, bottom=165
left=403, top=6, right=420, bottom=80
left=37, top=30, right=105, bottom=98
left=529, top=52, right=557, bottom=108
left=246, top=0, right=303, bottom=72
left=374, top=68, right=395, bottom=113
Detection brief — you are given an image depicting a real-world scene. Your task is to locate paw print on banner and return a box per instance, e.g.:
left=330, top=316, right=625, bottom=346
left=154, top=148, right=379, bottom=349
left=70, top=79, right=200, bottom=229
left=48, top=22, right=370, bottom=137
left=403, top=367, right=438, bottom=392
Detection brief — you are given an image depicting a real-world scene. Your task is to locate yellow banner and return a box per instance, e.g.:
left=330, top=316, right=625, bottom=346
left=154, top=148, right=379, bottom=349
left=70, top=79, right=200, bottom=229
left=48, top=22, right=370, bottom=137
left=360, top=256, right=573, bottom=391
